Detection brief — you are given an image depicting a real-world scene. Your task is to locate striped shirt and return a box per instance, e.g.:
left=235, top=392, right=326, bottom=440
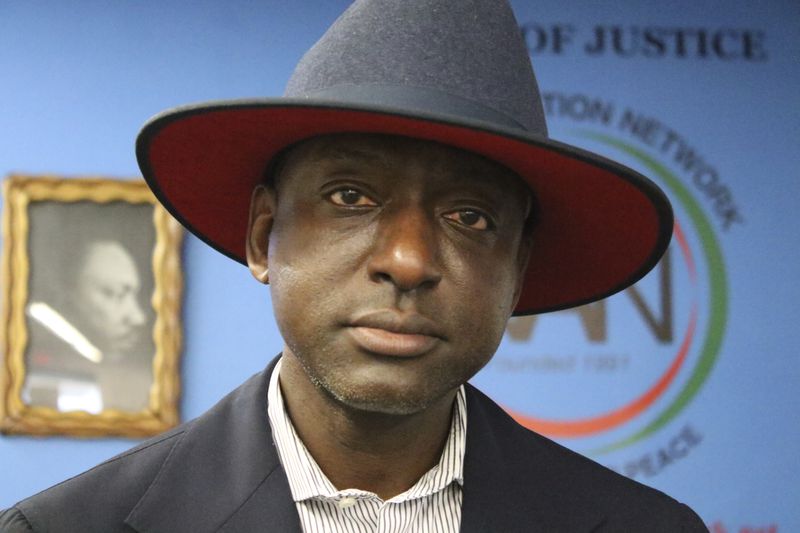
left=267, top=358, right=466, bottom=533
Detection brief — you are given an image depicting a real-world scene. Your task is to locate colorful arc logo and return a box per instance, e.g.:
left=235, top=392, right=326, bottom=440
left=508, top=220, right=699, bottom=439
left=497, top=132, right=728, bottom=454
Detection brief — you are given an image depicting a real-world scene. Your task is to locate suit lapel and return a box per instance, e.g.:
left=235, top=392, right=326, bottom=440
left=460, top=384, right=606, bottom=533
left=125, top=357, right=301, bottom=533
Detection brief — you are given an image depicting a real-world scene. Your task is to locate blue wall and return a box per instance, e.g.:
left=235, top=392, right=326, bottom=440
left=1, top=2, right=798, bottom=531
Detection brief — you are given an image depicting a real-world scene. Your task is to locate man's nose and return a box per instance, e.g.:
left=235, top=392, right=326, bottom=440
left=122, top=294, right=147, bottom=327
left=367, top=207, right=442, bottom=292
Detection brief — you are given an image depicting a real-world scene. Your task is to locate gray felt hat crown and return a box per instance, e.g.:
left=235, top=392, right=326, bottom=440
left=136, top=0, right=673, bottom=315
left=286, top=0, right=546, bottom=136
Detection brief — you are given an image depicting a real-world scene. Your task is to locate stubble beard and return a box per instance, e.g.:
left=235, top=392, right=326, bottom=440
left=289, top=341, right=459, bottom=417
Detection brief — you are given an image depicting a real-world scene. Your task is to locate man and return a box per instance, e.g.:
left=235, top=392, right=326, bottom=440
left=72, top=241, right=148, bottom=357
left=25, top=240, right=152, bottom=413
left=1, top=0, right=707, bottom=531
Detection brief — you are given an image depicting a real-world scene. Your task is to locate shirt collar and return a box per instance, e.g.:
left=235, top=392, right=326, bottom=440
left=267, top=357, right=467, bottom=503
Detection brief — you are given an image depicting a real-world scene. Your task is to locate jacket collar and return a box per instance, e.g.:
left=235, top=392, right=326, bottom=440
left=126, top=357, right=604, bottom=532
left=125, top=357, right=302, bottom=533
left=460, top=384, right=605, bottom=533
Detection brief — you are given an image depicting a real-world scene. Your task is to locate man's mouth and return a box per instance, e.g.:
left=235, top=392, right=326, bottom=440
left=346, top=310, right=444, bottom=357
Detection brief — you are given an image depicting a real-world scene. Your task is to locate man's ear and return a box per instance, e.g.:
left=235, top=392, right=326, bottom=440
left=246, top=185, right=276, bottom=284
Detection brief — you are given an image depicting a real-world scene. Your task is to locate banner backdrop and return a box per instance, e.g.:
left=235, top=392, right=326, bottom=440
left=1, top=2, right=797, bottom=531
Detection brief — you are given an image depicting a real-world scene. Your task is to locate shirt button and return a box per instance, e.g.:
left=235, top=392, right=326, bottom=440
left=338, top=497, right=357, bottom=509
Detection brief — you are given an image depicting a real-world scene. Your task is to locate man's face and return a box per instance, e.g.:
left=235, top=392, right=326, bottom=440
left=252, top=134, right=532, bottom=415
left=75, top=241, right=147, bottom=353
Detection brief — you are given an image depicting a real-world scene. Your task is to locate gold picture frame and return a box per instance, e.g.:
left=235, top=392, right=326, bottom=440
left=0, top=175, right=183, bottom=437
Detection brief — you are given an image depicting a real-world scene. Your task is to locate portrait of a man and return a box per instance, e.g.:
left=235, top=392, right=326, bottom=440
left=22, top=200, right=156, bottom=414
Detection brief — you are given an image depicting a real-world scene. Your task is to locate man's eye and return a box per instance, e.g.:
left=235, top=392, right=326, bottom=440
left=443, top=209, right=491, bottom=230
left=328, top=188, right=377, bottom=207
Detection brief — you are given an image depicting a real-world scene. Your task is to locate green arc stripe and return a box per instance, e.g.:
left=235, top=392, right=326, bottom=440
left=578, top=132, right=728, bottom=455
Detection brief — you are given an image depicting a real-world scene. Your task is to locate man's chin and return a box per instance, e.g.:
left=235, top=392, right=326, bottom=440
left=102, top=337, right=144, bottom=359
left=317, top=378, right=445, bottom=417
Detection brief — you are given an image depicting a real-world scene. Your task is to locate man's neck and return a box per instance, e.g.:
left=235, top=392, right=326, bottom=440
left=278, top=353, right=457, bottom=500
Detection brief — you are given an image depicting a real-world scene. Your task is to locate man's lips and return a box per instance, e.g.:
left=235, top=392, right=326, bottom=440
left=346, top=310, right=444, bottom=357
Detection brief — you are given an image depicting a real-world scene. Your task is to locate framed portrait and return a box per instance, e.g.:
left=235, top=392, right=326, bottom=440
left=0, top=175, right=183, bottom=437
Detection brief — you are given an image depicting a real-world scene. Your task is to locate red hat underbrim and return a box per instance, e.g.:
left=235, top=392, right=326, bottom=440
left=137, top=100, right=672, bottom=316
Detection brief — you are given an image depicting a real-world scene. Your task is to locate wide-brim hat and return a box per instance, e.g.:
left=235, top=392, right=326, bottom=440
left=136, top=0, right=672, bottom=316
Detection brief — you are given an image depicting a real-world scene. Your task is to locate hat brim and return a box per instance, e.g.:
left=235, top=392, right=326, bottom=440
left=137, top=99, right=672, bottom=316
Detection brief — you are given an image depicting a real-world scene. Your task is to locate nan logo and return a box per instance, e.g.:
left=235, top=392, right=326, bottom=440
left=474, top=93, right=736, bottom=478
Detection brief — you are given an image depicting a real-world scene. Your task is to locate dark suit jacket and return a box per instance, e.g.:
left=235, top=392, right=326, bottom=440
left=1, top=358, right=707, bottom=532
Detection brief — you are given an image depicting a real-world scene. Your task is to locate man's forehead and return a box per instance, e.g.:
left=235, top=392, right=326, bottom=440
left=291, top=136, right=386, bottom=164
left=80, top=242, right=140, bottom=285
left=278, top=133, right=533, bottom=199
